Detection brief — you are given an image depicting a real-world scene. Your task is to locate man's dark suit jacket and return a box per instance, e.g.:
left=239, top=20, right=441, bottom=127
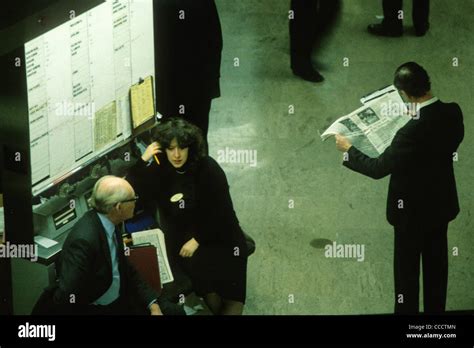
left=153, top=0, right=222, bottom=116
left=53, top=210, right=157, bottom=312
left=343, top=100, right=464, bottom=226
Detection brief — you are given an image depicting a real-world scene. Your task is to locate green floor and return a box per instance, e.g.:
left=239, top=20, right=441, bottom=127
left=207, top=0, right=474, bottom=314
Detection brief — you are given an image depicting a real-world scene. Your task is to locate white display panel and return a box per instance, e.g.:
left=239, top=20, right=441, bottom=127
left=25, top=0, right=154, bottom=195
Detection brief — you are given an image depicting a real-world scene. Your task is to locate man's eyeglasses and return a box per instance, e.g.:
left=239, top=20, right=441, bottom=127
left=118, top=195, right=139, bottom=204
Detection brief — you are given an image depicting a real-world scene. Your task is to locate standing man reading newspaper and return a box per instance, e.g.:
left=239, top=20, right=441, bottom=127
left=335, top=62, right=464, bottom=313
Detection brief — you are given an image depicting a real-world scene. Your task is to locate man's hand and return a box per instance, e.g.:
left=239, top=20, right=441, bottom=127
left=141, top=142, right=162, bottom=162
left=179, top=238, right=199, bottom=258
left=149, top=303, right=163, bottom=316
left=335, top=134, right=352, bottom=152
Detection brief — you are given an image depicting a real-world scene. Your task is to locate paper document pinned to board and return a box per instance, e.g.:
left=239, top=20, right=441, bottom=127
left=131, top=229, right=174, bottom=284
left=321, top=85, right=411, bottom=157
left=94, top=101, right=117, bottom=151
left=130, top=76, right=155, bottom=128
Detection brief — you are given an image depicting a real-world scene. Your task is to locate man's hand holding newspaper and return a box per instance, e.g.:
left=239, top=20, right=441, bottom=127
left=321, top=85, right=411, bottom=158
left=335, top=134, right=352, bottom=152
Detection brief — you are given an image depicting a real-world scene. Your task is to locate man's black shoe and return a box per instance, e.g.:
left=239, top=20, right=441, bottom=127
left=291, top=66, right=324, bottom=82
left=367, top=23, right=403, bottom=37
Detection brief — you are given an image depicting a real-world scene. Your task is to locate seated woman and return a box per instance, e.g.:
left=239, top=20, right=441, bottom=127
left=127, top=117, right=248, bottom=315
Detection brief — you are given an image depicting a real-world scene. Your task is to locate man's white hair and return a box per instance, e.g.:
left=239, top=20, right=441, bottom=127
left=89, top=175, right=131, bottom=214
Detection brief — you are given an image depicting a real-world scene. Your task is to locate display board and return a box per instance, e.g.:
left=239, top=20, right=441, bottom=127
left=24, top=0, right=155, bottom=195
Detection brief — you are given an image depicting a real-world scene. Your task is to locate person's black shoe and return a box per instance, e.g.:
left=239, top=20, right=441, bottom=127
left=291, top=66, right=324, bottom=82
left=367, top=23, right=403, bottom=37
left=414, top=22, right=430, bottom=36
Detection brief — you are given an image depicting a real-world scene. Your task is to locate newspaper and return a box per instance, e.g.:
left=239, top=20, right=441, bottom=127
left=359, top=84, right=397, bottom=105
left=321, top=86, right=411, bottom=157
left=132, top=229, right=174, bottom=284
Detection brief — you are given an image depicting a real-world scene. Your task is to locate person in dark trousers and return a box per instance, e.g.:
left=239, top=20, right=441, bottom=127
left=52, top=176, right=182, bottom=315
left=153, top=0, right=223, bottom=141
left=335, top=62, right=464, bottom=313
left=289, top=0, right=340, bottom=82
left=127, top=118, right=249, bottom=315
left=368, top=0, right=430, bottom=37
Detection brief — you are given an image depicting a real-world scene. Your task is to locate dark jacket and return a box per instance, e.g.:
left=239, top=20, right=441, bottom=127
left=127, top=156, right=248, bottom=255
left=343, top=100, right=464, bottom=226
left=53, top=210, right=157, bottom=310
left=153, top=0, right=222, bottom=115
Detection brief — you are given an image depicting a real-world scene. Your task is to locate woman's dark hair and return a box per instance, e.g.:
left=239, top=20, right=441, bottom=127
left=393, top=62, right=431, bottom=98
left=152, top=117, right=206, bottom=166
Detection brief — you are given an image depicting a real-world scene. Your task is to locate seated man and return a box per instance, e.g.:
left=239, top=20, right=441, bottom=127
left=53, top=175, right=181, bottom=315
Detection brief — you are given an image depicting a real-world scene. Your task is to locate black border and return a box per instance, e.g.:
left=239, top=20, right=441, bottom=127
left=1, top=314, right=473, bottom=345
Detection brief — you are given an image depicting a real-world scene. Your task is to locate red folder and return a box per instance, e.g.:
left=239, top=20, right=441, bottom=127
left=127, top=245, right=161, bottom=295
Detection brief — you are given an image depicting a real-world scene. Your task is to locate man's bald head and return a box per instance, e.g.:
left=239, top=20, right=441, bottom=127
left=89, top=175, right=134, bottom=214
left=394, top=62, right=431, bottom=98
